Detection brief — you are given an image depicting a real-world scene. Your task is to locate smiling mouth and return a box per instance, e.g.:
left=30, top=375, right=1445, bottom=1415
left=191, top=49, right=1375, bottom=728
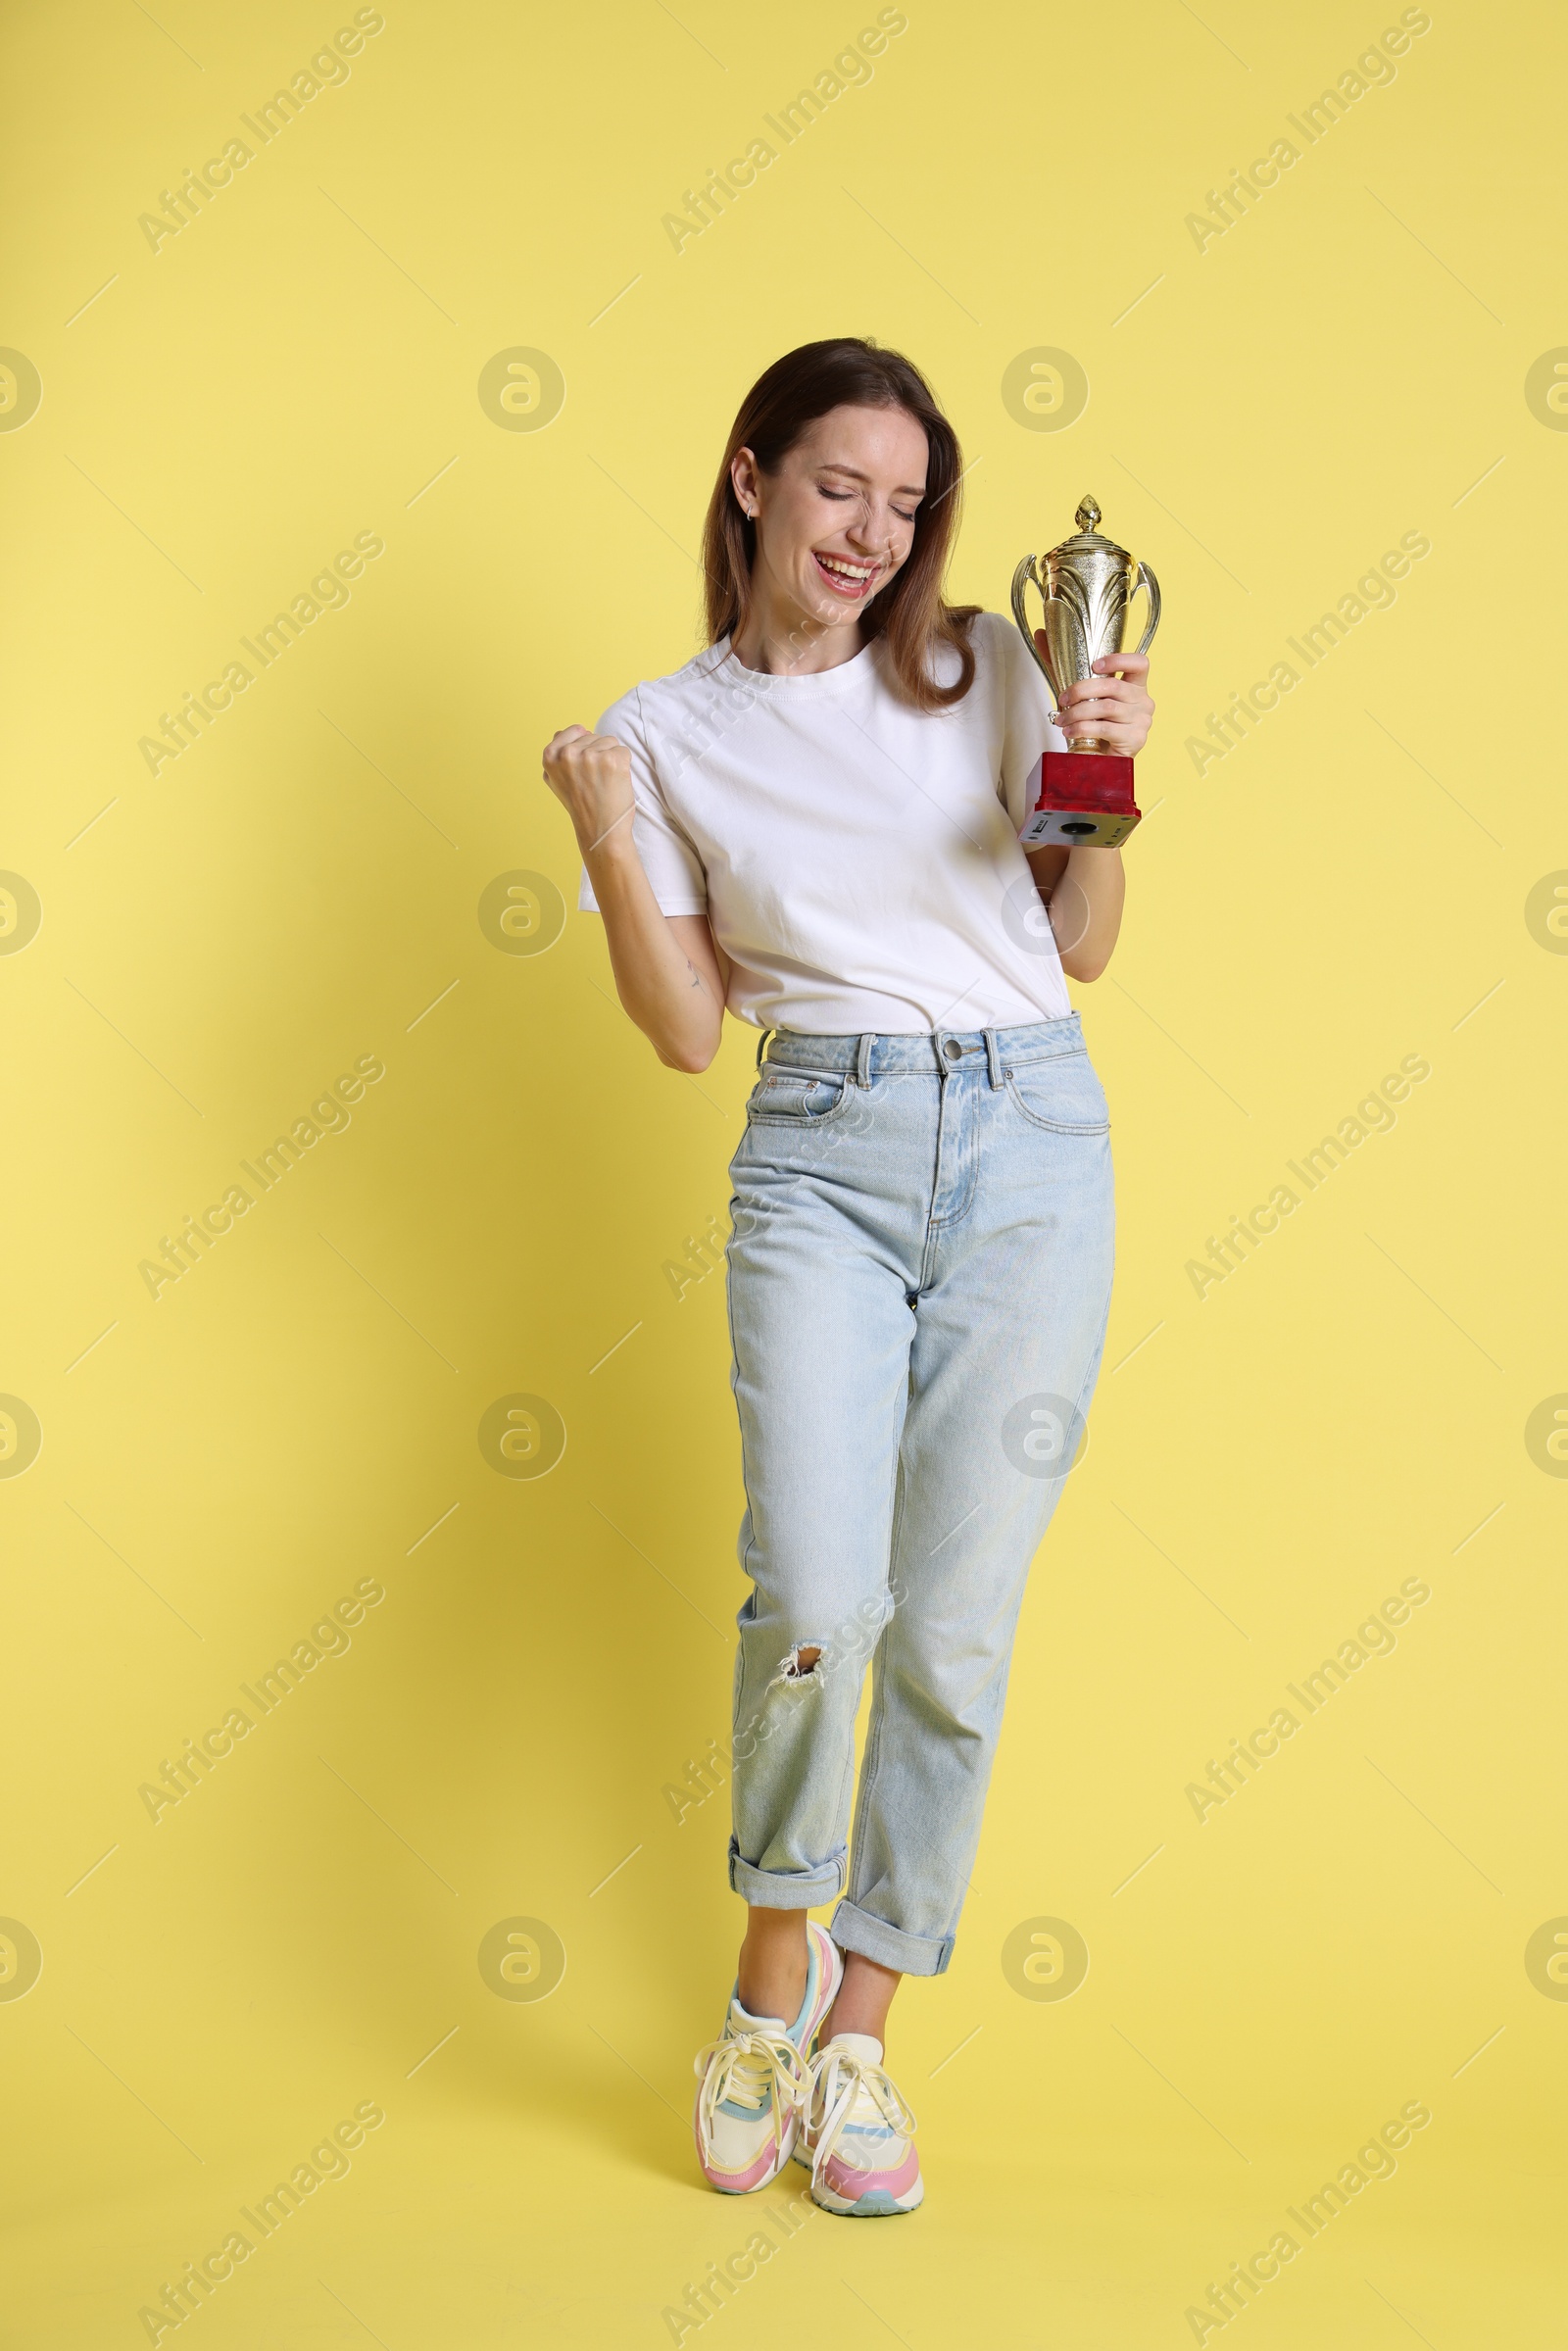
left=811, top=550, right=881, bottom=599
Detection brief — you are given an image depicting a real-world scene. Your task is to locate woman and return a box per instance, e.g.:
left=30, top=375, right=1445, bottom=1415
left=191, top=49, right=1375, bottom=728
left=544, top=338, right=1153, bottom=2217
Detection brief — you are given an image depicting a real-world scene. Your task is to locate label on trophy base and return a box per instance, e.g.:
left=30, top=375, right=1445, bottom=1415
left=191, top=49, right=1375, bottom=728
left=1017, top=750, right=1143, bottom=851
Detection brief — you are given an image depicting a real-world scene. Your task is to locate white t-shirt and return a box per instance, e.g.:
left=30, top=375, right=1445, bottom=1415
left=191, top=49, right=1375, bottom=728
left=577, top=609, right=1073, bottom=1035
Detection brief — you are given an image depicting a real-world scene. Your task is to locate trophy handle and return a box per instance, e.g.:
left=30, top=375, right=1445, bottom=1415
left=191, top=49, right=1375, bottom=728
left=1127, top=560, right=1161, bottom=657
left=1010, top=555, right=1054, bottom=687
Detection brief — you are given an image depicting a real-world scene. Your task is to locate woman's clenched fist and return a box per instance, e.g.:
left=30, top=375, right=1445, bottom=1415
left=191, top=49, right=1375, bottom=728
left=541, top=726, right=635, bottom=859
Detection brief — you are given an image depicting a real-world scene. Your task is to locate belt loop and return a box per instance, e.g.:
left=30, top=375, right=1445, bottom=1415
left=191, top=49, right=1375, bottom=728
left=984, top=1027, right=1004, bottom=1090
left=756, top=1027, right=775, bottom=1071
left=855, top=1033, right=873, bottom=1088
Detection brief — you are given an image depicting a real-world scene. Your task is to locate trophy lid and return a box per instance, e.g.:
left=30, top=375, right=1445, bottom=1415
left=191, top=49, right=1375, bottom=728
left=1054, top=495, right=1126, bottom=557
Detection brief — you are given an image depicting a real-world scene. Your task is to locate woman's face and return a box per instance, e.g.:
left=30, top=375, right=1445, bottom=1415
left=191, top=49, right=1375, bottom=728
left=732, top=403, right=929, bottom=636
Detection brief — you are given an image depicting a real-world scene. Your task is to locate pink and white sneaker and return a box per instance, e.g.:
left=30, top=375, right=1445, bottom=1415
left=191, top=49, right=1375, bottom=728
left=692, top=1920, right=843, bottom=2194
left=796, top=2032, right=923, bottom=2215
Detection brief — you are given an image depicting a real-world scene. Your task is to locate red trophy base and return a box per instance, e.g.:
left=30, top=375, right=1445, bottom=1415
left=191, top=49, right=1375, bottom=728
left=1018, top=751, right=1142, bottom=850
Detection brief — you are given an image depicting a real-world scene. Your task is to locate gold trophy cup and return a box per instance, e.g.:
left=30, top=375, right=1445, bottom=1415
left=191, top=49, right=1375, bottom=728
left=1011, top=496, right=1160, bottom=849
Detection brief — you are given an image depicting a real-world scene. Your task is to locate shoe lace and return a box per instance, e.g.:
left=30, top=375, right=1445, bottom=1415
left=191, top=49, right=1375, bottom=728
left=806, top=2046, right=918, bottom=2188
left=693, top=2025, right=809, bottom=2146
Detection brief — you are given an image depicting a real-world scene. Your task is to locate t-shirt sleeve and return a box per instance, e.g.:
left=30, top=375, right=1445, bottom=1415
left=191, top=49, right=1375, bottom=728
left=576, top=683, right=708, bottom=916
left=991, top=611, right=1070, bottom=833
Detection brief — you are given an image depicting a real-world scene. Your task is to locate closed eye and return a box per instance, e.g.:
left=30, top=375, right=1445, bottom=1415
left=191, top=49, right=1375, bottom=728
left=818, top=488, right=919, bottom=523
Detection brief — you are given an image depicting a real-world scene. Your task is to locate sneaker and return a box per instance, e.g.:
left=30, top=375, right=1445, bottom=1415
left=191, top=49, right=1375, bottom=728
left=692, top=1920, right=843, bottom=2194
left=796, top=2032, right=923, bottom=2215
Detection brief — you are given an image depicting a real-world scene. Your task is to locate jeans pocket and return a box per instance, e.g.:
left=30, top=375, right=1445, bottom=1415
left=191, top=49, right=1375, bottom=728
left=746, top=1069, right=851, bottom=1125
left=1004, top=1052, right=1110, bottom=1135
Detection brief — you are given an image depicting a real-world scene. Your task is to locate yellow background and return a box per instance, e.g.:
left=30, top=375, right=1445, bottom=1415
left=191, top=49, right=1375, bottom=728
left=4, top=0, right=1564, bottom=2341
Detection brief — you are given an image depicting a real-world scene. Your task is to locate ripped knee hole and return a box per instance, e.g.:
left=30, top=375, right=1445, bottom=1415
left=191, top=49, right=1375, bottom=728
left=769, top=1642, right=823, bottom=1689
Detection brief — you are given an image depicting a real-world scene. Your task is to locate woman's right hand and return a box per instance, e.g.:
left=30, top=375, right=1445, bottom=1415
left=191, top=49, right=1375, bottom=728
left=542, top=725, right=634, bottom=860
left=539, top=721, right=725, bottom=1071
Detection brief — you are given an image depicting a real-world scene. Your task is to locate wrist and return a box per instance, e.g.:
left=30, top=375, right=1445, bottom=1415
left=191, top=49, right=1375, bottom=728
left=579, top=808, right=638, bottom=868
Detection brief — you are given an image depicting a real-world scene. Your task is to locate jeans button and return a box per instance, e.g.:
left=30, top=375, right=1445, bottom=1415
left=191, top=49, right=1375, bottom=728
left=943, top=1038, right=962, bottom=1061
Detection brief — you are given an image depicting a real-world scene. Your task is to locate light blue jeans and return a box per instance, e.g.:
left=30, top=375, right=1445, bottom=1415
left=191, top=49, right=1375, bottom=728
left=723, top=1016, right=1115, bottom=1977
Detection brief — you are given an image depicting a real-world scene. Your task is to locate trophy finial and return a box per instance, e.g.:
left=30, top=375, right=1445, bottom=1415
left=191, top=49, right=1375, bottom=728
left=1075, top=495, right=1102, bottom=534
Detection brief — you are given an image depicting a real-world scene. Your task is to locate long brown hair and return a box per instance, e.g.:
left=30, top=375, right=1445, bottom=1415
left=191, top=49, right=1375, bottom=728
left=700, top=337, right=980, bottom=712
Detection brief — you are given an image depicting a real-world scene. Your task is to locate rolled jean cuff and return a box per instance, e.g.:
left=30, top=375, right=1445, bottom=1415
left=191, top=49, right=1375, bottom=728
left=830, top=1898, right=954, bottom=1979
left=728, top=1839, right=846, bottom=1908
